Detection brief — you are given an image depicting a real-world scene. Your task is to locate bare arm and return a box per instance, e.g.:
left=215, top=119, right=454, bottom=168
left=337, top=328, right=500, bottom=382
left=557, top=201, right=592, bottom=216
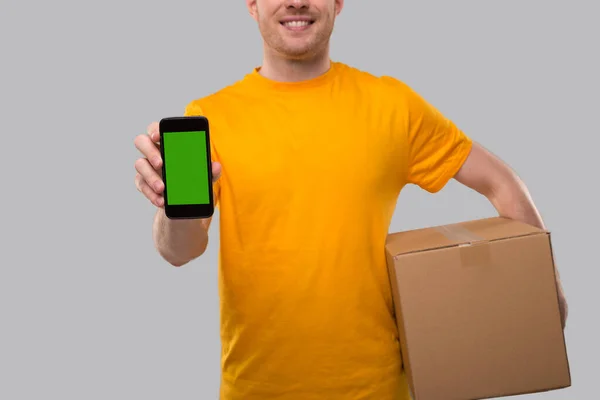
left=454, top=142, right=546, bottom=228
left=153, top=212, right=213, bottom=267
left=135, top=121, right=221, bottom=267
left=453, top=141, right=568, bottom=327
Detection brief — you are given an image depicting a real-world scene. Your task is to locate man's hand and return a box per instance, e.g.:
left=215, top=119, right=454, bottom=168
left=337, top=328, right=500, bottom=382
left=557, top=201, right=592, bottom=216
left=134, top=121, right=222, bottom=208
left=134, top=121, right=222, bottom=266
left=555, top=271, right=568, bottom=329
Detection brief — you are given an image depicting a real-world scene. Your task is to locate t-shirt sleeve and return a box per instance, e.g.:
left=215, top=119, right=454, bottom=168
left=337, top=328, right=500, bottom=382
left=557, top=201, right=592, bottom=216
left=388, top=78, right=473, bottom=193
left=183, top=100, right=221, bottom=208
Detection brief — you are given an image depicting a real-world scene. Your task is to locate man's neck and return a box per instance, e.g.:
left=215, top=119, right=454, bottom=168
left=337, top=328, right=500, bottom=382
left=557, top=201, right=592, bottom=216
left=258, top=45, right=332, bottom=82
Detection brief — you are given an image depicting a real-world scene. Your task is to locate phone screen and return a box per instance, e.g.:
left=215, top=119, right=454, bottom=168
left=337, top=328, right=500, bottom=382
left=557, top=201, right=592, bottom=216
left=162, top=130, right=210, bottom=205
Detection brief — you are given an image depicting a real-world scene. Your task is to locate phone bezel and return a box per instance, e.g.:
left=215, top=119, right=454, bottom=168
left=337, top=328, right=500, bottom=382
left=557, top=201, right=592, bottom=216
left=159, top=116, right=215, bottom=219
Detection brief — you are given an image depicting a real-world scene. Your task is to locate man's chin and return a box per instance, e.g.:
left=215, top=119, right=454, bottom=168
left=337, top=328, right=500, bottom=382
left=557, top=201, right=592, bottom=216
left=278, top=45, right=315, bottom=60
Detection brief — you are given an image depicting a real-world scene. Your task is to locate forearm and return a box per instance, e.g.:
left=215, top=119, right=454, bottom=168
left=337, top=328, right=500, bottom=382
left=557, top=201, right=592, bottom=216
left=487, top=174, right=546, bottom=231
left=487, top=176, right=560, bottom=279
left=152, top=208, right=209, bottom=266
left=489, top=176, right=568, bottom=325
left=454, top=142, right=567, bottom=327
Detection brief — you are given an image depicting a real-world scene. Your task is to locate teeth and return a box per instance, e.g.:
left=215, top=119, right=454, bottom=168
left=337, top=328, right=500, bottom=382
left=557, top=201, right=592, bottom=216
left=284, top=20, right=310, bottom=28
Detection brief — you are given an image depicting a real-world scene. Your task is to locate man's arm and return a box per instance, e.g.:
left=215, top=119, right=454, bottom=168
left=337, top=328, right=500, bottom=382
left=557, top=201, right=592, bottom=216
left=136, top=119, right=221, bottom=268
left=153, top=211, right=214, bottom=267
left=453, top=141, right=568, bottom=328
left=384, top=76, right=567, bottom=327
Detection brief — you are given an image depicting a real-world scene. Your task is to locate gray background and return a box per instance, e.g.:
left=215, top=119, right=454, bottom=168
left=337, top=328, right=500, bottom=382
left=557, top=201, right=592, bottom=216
left=1, top=0, right=597, bottom=399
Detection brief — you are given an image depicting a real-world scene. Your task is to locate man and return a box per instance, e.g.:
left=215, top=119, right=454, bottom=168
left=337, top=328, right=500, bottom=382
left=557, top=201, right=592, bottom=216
left=134, top=1, right=568, bottom=399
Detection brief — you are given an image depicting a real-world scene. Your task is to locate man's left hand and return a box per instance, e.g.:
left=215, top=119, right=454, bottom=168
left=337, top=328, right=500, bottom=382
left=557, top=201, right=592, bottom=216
left=556, top=277, right=568, bottom=329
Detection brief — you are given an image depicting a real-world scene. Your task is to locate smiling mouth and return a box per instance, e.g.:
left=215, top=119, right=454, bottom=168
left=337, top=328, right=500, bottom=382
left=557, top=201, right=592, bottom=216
left=280, top=20, right=315, bottom=29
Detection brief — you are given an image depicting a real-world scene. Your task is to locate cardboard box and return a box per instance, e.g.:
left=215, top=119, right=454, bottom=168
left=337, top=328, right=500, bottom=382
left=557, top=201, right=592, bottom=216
left=385, top=216, right=571, bottom=400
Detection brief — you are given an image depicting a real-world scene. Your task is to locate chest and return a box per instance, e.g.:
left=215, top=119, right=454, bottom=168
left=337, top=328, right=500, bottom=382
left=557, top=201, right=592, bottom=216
left=210, top=96, right=406, bottom=204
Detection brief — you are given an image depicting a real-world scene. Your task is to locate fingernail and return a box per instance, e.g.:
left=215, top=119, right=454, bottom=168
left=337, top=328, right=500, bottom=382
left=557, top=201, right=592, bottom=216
left=153, top=157, right=162, bottom=168
left=157, top=197, right=164, bottom=206
left=154, top=181, right=163, bottom=192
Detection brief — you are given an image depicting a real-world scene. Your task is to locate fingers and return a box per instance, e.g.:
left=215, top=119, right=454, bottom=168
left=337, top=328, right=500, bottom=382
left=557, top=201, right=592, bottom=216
left=147, top=121, right=160, bottom=143
left=134, top=133, right=162, bottom=169
left=134, top=121, right=165, bottom=208
left=135, top=157, right=164, bottom=193
left=135, top=172, right=164, bottom=207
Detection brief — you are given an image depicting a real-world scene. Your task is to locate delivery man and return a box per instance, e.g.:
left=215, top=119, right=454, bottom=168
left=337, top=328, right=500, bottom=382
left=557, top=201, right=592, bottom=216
left=133, top=1, right=568, bottom=399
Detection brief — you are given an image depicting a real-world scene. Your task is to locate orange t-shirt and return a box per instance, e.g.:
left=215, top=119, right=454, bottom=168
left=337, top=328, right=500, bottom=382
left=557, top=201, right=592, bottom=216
left=184, top=61, right=473, bottom=400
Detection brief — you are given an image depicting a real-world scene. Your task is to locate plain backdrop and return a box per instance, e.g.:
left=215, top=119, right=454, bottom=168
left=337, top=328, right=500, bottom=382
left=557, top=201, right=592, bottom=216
left=1, top=1, right=598, bottom=399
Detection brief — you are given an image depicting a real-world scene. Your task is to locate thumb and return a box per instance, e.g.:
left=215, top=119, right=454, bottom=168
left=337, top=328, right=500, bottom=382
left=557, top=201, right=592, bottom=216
left=212, top=161, right=222, bottom=181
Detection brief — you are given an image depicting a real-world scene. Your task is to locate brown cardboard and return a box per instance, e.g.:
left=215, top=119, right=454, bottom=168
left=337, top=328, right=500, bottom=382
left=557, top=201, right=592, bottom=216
left=386, top=216, right=571, bottom=400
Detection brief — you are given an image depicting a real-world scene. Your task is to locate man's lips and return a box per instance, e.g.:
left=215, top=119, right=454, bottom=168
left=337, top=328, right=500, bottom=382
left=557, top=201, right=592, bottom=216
left=280, top=16, right=315, bottom=30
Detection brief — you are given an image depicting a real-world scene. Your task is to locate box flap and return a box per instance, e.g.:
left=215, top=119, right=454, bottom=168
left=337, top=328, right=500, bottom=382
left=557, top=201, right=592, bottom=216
left=386, top=216, right=547, bottom=257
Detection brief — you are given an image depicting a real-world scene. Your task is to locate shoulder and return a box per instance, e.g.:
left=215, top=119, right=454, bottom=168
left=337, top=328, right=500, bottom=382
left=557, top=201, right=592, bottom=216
left=183, top=73, right=255, bottom=116
left=334, top=62, right=423, bottom=116
left=333, top=62, right=416, bottom=103
left=335, top=62, right=410, bottom=88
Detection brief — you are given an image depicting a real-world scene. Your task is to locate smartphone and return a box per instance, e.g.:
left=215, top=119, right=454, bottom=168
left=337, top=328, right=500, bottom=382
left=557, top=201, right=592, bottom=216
left=159, top=116, right=214, bottom=219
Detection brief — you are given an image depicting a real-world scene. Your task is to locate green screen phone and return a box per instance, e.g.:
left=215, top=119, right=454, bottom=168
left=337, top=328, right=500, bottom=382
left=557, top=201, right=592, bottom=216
left=159, top=116, right=214, bottom=219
